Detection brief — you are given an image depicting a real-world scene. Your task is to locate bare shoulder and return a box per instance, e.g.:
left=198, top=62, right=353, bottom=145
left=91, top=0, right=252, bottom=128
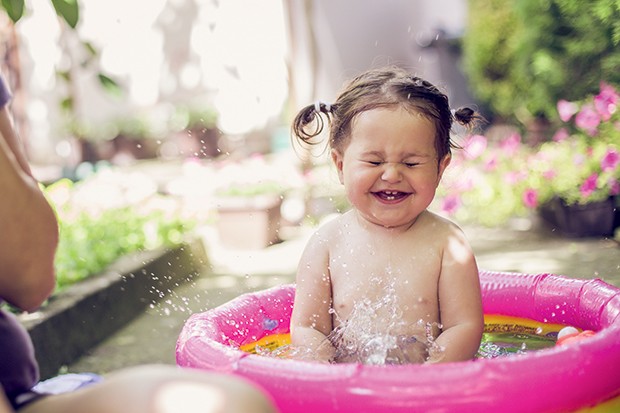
left=311, top=212, right=355, bottom=240
left=418, top=210, right=467, bottom=238
left=301, top=213, right=348, bottom=257
left=416, top=211, right=474, bottom=262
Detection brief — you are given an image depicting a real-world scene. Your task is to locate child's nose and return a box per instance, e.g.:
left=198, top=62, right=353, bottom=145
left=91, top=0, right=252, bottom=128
left=381, top=164, right=402, bottom=183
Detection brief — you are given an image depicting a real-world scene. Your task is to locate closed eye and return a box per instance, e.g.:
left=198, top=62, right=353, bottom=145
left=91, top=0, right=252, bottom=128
left=404, top=162, right=420, bottom=168
left=366, top=161, right=382, bottom=166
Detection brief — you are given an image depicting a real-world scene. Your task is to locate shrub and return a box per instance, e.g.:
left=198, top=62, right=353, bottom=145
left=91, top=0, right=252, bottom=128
left=463, top=0, right=620, bottom=127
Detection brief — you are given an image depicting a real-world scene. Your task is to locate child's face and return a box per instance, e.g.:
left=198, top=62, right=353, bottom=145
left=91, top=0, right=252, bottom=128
left=332, top=106, right=450, bottom=229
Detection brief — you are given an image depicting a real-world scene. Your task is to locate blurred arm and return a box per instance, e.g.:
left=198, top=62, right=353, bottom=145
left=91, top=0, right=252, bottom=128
left=0, top=105, right=58, bottom=312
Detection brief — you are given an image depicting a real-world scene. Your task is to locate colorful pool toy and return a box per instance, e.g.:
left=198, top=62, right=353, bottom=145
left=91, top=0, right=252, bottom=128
left=176, top=271, right=620, bottom=412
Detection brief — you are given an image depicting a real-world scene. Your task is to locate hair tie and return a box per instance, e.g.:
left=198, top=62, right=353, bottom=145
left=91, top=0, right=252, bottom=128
left=314, top=101, right=332, bottom=113
left=450, top=108, right=456, bottom=116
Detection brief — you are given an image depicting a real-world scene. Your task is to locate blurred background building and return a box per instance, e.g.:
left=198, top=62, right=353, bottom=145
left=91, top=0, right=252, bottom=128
left=1, top=0, right=471, bottom=177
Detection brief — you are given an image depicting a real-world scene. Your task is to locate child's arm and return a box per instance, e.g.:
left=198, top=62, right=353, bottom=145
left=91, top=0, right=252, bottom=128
left=429, top=226, right=484, bottom=363
left=290, top=229, right=336, bottom=362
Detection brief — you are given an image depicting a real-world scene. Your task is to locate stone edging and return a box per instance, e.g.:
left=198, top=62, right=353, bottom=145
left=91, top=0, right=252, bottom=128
left=20, top=238, right=209, bottom=379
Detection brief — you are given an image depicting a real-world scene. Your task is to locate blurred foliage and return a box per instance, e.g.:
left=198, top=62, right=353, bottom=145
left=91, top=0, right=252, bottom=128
left=1, top=0, right=123, bottom=137
left=463, top=0, right=620, bottom=127
left=45, top=179, right=194, bottom=291
left=1, top=0, right=78, bottom=27
left=53, top=207, right=188, bottom=290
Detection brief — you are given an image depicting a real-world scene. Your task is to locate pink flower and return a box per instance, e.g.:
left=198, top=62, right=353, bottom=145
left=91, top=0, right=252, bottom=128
left=463, top=135, right=487, bottom=159
left=610, top=179, right=620, bottom=196
left=484, top=154, right=498, bottom=171
left=557, top=100, right=579, bottom=122
left=453, top=172, right=474, bottom=191
left=543, top=169, right=557, bottom=180
left=552, top=128, right=569, bottom=142
left=579, top=173, right=599, bottom=199
left=573, top=153, right=585, bottom=166
left=522, top=188, right=538, bottom=208
left=504, top=171, right=526, bottom=185
left=594, top=82, right=619, bottom=121
left=601, top=148, right=620, bottom=171
left=499, top=133, right=521, bottom=156
left=575, top=104, right=601, bottom=136
left=441, top=194, right=461, bottom=215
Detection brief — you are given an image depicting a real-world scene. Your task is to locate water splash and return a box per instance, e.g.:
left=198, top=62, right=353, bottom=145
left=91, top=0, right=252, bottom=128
left=265, top=275, right=443, bottom=364
left=326, top=286, right=444, bottom=365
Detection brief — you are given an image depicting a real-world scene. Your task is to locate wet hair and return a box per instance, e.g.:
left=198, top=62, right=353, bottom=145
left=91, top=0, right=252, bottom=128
left=291, top=66, right=481, bottom=164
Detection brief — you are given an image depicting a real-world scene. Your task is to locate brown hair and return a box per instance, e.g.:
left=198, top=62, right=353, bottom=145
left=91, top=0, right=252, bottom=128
left=291, top=66, right=481, bottom=163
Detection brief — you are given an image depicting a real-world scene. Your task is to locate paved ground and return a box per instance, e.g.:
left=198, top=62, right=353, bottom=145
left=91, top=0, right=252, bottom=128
left=67, top=217, right=619, bottom=375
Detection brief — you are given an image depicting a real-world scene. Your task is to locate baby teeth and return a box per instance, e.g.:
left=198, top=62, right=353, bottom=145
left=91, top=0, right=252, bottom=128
left=383, top=191, right=397, bottom=200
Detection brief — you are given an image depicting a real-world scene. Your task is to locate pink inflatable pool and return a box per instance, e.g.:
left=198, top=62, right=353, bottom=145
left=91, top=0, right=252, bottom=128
left=176, top=271, right=620, bottom=413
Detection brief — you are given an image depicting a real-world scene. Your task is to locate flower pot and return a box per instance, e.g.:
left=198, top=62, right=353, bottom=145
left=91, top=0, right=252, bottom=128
left=539, top=197, right=617, bottom=238
left=215, top=195, right=282, bottom=249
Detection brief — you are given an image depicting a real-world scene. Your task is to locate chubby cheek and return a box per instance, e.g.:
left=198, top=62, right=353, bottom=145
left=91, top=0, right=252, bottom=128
left=343, top=169, right=377, bottom=204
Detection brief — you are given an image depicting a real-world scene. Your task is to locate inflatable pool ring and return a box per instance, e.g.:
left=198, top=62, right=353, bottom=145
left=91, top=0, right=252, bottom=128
left=176, top=271, right=620, bottom=413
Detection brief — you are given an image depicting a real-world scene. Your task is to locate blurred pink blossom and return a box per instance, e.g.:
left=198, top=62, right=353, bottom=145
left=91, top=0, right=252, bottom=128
left=557, top=99, right=579, bottom=122
left=552, top=128, right=569, bottom=142
left=463, top=135, right=487, bottom=159
left=543, top=169, right=557, bottom=180
left=499, top=133, right=521, bottom=156
left=610, top=179, right=620, bottom=196
left=504, top=171, right=526, bottom=185
left=601, top=148, right=620, bottom=171
left=575, top=104, right=601, bottom=136
left=453, top=168, right=480, bottom=191
left=441, top=194, right=461, bottom=215
left=579, top=173, right=598, bottom=199
left=522, top=188, right=538, bottom=208
left=594, top=82, right=619, bottom=121
left=573, top=153, right=586, bottom=166
left=484, top=154, right=498, bottom=171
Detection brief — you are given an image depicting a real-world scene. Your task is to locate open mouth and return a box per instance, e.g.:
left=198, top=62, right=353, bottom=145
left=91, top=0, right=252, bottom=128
left=373, top=190, right=409, bottom=201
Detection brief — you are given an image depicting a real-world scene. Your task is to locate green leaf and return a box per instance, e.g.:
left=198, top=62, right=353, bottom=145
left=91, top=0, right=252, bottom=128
left=56, top=69, right=71, bottom=82
left=51, top=0, right=79, bottom=28
left=82, top=41, right=98, bottom=57
left=1, top=0, right=24, bottom=23
left=60, top=96, right=73, bottom=112
left=97, top=73, right=123, bottom=98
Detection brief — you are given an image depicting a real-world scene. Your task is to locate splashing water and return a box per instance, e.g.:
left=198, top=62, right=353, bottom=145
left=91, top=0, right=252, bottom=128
left=326, top=281, right=444, bottom=365
left=261, top=276, right=445, bottom=364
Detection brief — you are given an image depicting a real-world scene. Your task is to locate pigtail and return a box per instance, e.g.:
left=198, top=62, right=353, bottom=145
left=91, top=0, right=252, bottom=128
left=453, top=106, right=485, bottom=130
left=291, top=102, right=333, bottom=146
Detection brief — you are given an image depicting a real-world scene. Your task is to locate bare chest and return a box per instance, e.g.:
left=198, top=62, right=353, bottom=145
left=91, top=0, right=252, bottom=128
left=328, top=240, right=442, bottom=331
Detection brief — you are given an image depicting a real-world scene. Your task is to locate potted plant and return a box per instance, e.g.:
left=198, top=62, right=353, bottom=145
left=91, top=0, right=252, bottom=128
left=212, top=154, right=303, bottom=249
left=437, top=82, right=619, bottom=238
left=528, top=83, right=620, bottom=237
